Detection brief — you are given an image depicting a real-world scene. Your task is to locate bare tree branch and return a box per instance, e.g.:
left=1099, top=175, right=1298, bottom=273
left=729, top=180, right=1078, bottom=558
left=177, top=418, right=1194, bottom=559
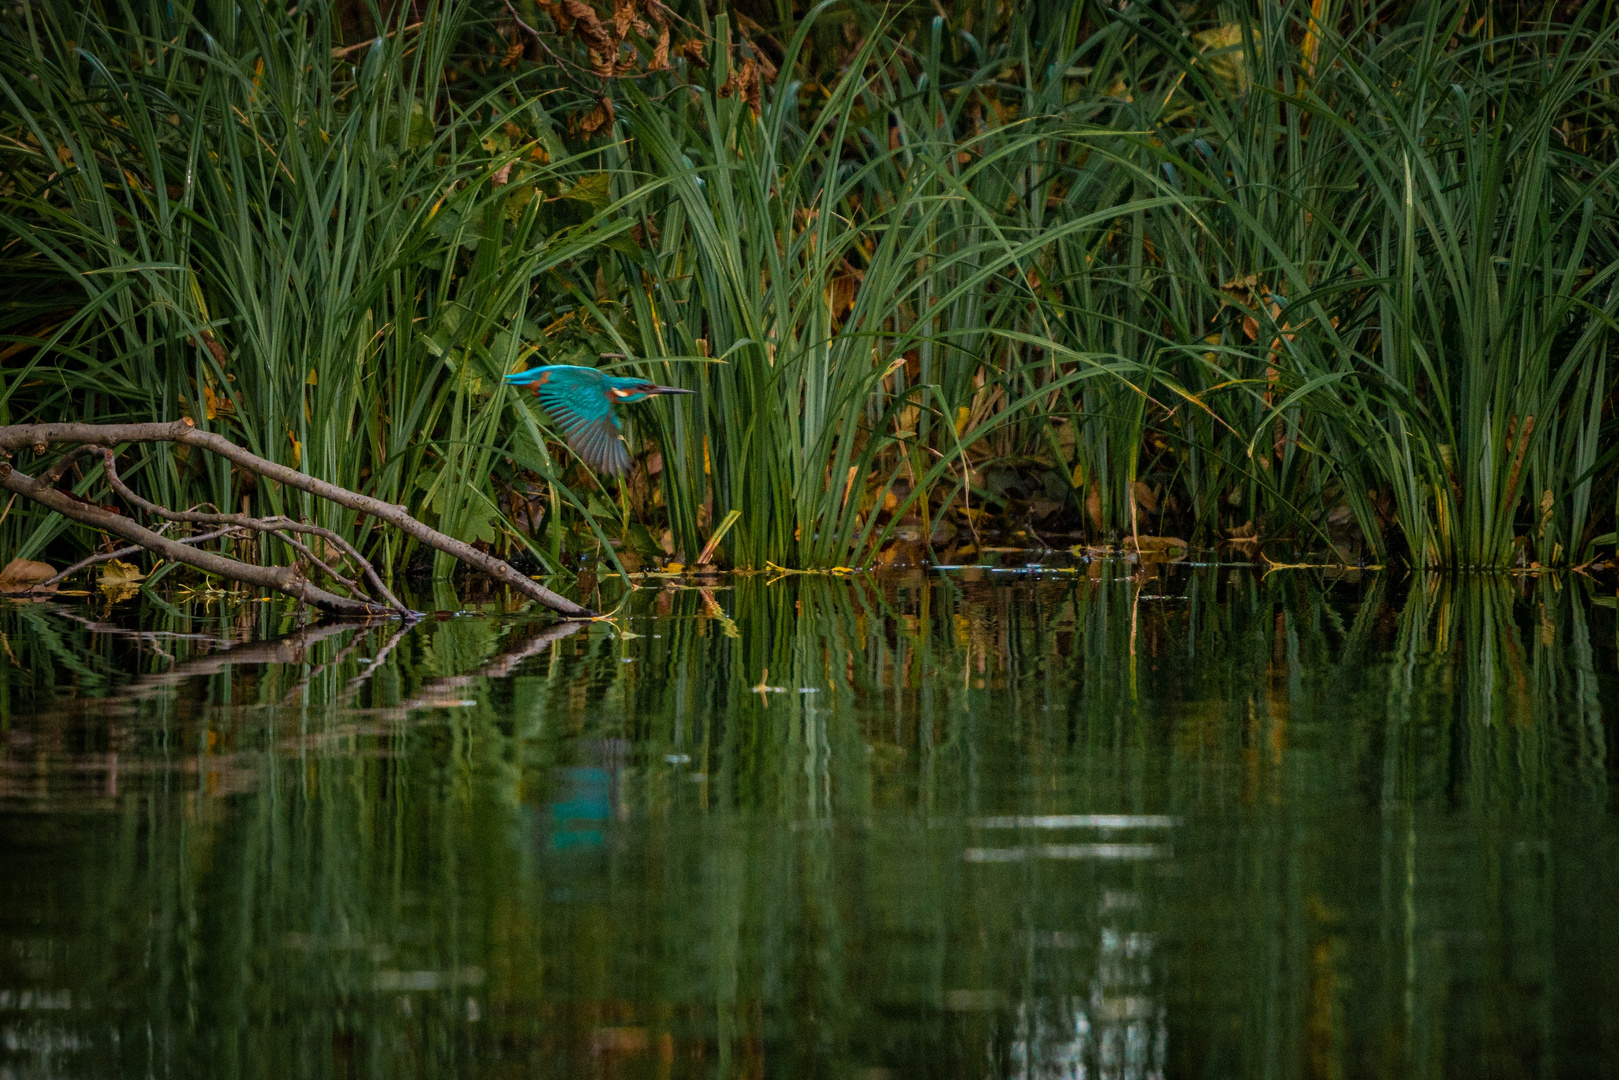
left=0, top=419, right=593, bottom=619
left=97, top=446, right=410, bottom=614
left=38, top=526, right=243, bottom=589
left=0, top=461, right=390, bottom=617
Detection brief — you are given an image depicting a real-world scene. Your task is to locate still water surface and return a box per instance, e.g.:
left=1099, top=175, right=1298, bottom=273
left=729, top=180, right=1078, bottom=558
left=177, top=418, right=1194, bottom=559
left=1, top=567, right=1616, bottom=1079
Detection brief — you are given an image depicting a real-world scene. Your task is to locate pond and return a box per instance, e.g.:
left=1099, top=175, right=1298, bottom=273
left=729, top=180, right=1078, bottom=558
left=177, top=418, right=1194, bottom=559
left=1, top=565, right=1616, bottom=1079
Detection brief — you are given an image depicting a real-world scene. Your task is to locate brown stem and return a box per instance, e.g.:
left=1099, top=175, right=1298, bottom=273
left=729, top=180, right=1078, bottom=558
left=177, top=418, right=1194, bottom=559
left=331, top=22, right=423, bottom=59
left=270, top=528, right=367, bottom=595
left=39, top=444, right=101, bottom=486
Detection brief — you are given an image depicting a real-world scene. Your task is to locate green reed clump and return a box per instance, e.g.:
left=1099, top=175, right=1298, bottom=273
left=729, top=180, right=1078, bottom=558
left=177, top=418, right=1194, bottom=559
left=0, top=0, right=630, bottom=574
left=1139, top=1, right=1619, bottom=569
left=2, top=0, right=1616, bottom=580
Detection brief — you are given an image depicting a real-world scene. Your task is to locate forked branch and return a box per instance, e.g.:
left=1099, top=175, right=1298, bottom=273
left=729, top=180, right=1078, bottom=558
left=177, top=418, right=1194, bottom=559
left=0, top=419, right=592, bottom=619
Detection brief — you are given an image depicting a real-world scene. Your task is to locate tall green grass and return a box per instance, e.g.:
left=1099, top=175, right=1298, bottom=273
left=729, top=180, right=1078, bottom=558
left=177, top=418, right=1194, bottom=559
left=1147, top=0, right=1619, bottom=568
left=0, top=0, right=629, bottom=574
left=2, top=0, right=1616, bottom=577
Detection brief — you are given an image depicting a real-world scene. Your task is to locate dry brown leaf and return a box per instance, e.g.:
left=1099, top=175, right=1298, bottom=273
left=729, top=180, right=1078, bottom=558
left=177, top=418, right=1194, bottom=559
left=1227, top=519, right=1259, bottom=540
left=651, top=26, right=670, bottom=68
left=1127, top=535, right=1188, bottom=551
left=679, top=39, right=708, bottom=68
left=578, top=102, right=609, bottom=135
left=190, top=332, right=229, bottom=366
left=0, top=557, right=57, bottom=596
left=563, top=0, right=612, bottom=48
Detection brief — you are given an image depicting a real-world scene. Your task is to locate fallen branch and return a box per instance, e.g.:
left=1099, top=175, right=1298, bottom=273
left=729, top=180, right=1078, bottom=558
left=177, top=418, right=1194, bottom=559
left=0, top=420, right=592, bottom=619
left=38, top=525, right=242, bottom=589
left=97, top=446, right=409, bottom=614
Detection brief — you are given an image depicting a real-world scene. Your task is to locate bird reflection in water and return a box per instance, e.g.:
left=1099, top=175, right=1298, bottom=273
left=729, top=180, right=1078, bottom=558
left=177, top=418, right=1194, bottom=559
left=548, top=766, right=611, bottom=851
left=1008, top=891, right=1167, bottom=1080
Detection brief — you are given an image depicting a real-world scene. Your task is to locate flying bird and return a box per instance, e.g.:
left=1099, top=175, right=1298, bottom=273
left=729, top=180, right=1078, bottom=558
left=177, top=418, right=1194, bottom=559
left=504, top=364, right=692, bottom=476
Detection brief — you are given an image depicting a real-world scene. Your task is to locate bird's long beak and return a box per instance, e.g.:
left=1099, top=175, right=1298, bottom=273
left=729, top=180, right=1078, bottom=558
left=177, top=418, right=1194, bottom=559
left=648, top=385, right=695, bottom=396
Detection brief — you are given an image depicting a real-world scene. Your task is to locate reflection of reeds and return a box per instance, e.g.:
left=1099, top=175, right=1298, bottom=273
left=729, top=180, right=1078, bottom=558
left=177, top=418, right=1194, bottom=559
left=0, top=572, right=1611, bottom=1075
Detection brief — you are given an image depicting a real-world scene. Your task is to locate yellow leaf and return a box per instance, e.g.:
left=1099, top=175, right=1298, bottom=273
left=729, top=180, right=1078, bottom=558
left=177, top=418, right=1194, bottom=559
left=99, top=559, right=146, bottom=587
left=1126, top=535, right=1190, bottom=562
left=201, top=380, right=235, bottom=419
left=1195, top=24, right=1254, bottom=92
left=288, top=431, right=302, bottom=467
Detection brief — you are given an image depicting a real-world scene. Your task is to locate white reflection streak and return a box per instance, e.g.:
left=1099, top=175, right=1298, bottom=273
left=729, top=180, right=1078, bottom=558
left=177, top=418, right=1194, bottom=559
left=963, top=844, right=1167, bottom=862
left=1006, top=908, right=1167, bottom=1080
left=972, top=816, right=1180, bottom=830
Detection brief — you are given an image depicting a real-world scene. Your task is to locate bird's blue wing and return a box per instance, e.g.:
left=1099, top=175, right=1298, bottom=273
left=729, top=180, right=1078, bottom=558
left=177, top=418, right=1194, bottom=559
left=569, top=415, right=631, bottom=475
left=533, top=385, right=631, bottom=475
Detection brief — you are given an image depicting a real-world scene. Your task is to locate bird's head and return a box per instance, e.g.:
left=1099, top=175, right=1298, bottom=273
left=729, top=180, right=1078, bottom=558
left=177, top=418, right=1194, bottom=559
left=604, top=376, right=695, bottom=404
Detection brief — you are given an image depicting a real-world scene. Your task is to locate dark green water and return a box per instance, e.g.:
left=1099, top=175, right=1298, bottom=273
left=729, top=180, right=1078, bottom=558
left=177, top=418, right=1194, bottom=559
left=1, top=567, right=1616, bottom=1079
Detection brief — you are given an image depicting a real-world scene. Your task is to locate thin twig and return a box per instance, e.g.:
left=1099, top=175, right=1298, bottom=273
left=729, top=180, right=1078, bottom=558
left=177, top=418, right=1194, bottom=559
left=331, top=22, right=423, bottom=59
left=97, top=447, right=411, bottom=615
left=0, top=421, right=590, bottom=617
left=0, top=461, right=391, bottom=617
left=270, top=529, right=365, bottom=595
left=39, top=443, right=102, bottom=486
left=38, top=526, right=242, bottom=589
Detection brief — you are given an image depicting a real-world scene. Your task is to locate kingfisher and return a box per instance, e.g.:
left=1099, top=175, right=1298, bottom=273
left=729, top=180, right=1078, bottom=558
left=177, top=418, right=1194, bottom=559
left=504, top=364, right=692, bottom=475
